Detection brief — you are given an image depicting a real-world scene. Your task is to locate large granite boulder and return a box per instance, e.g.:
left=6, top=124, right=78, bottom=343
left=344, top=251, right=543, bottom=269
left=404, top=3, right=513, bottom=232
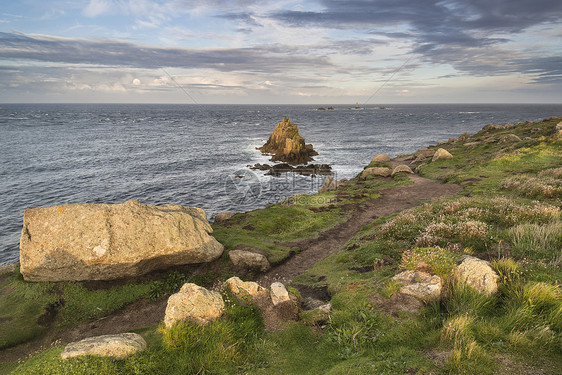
left=61, top=333, right=147, bottom=360
left=19, top=200, right=223, bottom=282
left=454, top=256, right=498, bottom=295
left=164, top=283, right=225, bottom=328
left=228, top=250, right=271, bottom=272
left=258, top=117, right=318, bottom=164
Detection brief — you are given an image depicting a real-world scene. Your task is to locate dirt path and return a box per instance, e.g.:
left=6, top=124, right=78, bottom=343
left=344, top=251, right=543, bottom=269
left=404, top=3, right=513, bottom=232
left=256, top=175, right=463, bottom=286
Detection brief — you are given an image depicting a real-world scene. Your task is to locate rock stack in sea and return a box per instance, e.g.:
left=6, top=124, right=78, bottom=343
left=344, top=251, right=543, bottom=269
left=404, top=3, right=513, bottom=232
left=258, top=117, right=318, bottom=165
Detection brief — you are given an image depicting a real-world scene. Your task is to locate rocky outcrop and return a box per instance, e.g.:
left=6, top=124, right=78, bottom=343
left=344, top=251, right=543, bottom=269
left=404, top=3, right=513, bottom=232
left=224, top=278, right=299, bottom=329
left=318, top=176, right=338, bottom=193
left=371, top=154, right=391, bottom=163
left=258, top=118, right=318, bottom=165
left=553, top=122, right=562, bottom=140
left=500, top=134, right=521, bottom=143
left=19, top=200, right=224, bottom=282
left=164, top=283, right=225, bottom=328
left=392, top=270, right=442, bottom=302
left=214, top=212, right=236, bottom=223
left=361, top=167, right=391, bottom=179
left=249, top=163, right=331, bottom=177
left=270, top=282, right=291, bottom=306
left=61, top=333, right=147, bottom=360
left=391, top=165, right=414, bottom=177
left=225, top=276, right=268, bottom=299
left=431, top=148, right=453, bottom=162
left=414, top=148, right=435, bottom=162
left=228, top=250, right=271, bottom=272
left=454, top=256, right=498, bottom=295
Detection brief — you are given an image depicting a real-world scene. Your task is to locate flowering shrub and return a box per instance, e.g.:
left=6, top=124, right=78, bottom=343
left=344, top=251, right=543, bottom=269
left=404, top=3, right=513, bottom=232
left=400, top=247, right=458, bottom=278
left=503, top=175, right=562, bottom=199
left=378, top=211, right=426, bottom=240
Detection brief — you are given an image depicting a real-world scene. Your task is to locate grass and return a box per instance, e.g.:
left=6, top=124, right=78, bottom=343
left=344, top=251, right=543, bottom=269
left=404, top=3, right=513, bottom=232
left=10, top=295, right=265, bottom=375
left=508, top=220, right=562, bottom=266
left=0, top=268, right=58, bottom=349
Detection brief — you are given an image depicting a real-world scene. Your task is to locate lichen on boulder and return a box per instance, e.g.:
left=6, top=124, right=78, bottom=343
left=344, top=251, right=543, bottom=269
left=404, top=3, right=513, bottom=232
left=259, top=117, right=318, bottom=165
left=19, top=200, right=224, bottom=282
left=164, top=283, right=225, bottom=328
left=61, top=333, right=147, bottom=360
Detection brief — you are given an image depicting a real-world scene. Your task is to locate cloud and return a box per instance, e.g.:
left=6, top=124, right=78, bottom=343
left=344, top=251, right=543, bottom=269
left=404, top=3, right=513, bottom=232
left=216, top=12, right=263, bottom=28
left=83, top=0, right=113, bottom=17
left=270, top=0, right=562, bottom=47
left=0, top=32, right=332, bottom=73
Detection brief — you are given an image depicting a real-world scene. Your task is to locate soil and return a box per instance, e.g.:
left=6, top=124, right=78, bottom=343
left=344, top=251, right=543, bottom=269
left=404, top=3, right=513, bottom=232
left=0, top=171, right=463, bottom=364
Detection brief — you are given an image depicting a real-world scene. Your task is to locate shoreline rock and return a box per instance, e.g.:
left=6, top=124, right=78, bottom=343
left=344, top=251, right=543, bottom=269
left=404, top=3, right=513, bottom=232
left=249, top=163, right=332, bottom=177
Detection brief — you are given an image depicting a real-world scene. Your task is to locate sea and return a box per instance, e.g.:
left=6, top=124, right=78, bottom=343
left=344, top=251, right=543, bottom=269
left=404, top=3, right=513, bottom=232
left=1, top=103, right=561, bottom=265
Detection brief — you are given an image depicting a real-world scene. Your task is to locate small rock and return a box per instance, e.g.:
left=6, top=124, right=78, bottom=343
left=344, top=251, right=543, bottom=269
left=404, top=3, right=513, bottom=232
left=482, top=124, right=503, bottom=131
left=61, top=333, right=147, bottom=360
left=556, top=121, right=562, bottom=131
left=371, top=154, right=391, bottom=163
left=455, top=256, right=498, bottom=295
left=463, top=141, right=481, bottom=148
left=432, top=148, right=453, bottom=162
left=392, top=270, right=442, bottom=302
left=318, top=176, right=338, bottom=193
left=228, top=250, right=271, bottom=272
left=214, top=212, right=236, bottom=223
left=225, top=277, right=268, bottom=298
left=361, top=167, right=391, bottom=179
left=0, top=263, right=16, bottom=276
left=270, top=282, right=291, bottom=306
left=391, top=165, right=413, bottom=177
left=500, top=134, right=521, bottom=143
left=164, top=283, right=225, bottom=328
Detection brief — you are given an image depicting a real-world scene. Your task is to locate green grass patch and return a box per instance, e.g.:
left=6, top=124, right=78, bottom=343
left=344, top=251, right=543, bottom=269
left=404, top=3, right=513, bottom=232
left=0, top=268, right=58, bottom=349
left=57, top=281, right=153, bottom=327
left=11, top=297, right=265, bottom=375
left=508, top=220, right=562, bottom=266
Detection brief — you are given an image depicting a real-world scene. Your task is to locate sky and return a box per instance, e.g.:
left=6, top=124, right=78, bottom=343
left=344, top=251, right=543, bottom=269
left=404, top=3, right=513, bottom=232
left=1, top=0, right=561, bottom=104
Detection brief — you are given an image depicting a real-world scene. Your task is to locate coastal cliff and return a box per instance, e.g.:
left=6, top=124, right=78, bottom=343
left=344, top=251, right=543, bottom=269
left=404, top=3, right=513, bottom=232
left=2, top=117, right=561, bottom=375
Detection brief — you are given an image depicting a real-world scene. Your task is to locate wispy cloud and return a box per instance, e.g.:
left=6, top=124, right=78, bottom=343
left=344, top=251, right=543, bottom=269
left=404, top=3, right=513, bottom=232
left=0, top=32, right=332, bottom=73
